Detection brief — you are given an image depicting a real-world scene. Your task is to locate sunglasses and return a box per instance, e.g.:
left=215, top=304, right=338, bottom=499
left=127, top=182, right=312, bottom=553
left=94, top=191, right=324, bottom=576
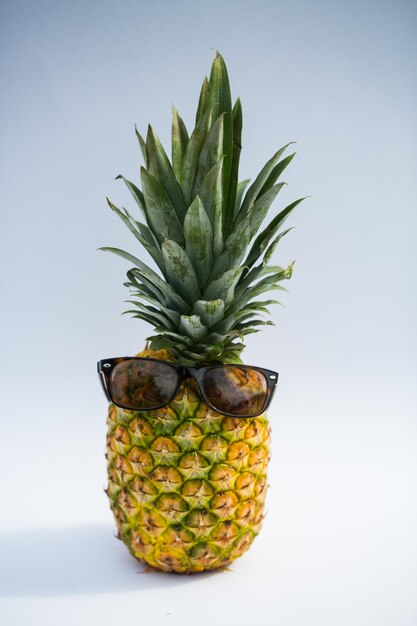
left=97, top=357, right=279, bottom=418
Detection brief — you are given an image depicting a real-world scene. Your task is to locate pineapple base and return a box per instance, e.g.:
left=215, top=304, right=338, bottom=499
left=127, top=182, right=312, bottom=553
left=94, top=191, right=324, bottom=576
left=106, top=375, right=271, bottom=574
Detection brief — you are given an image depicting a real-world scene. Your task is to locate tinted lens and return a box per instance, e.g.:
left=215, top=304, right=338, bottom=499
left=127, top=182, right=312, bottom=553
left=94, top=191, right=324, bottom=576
left=202, top=366, right=268, bottom=417
left=110, top=359, right=179, bottom=410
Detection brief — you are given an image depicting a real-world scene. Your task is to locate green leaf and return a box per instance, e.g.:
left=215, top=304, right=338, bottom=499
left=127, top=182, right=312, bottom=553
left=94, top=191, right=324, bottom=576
left=140, top=167, right=184, bottom=246
left=212, top=301, right=277, bottom=334
left=236, top=142, right=295, bottom=226
left=198, top=159, right=224, bottom=257
left=152, top=329, right=192, bottom=345
left=229, top=265, right=293, bottom=313
left=126, top=268, right=167, bottom=304
left=219, top=345, right=245, bottom=363
left=149, top=335, right=183, bottom=353
left=208, top=52, right=232, bottom=129
left=125, top=301, right=176, bottom=330
left=127, top=267, right=190, bottom=313
left=236, top=319, right=274, bottom=330
left=259, top=153, right=296, bottom=196
left=115, top=175, right=146, bottom=218
left=131, top=228, right=166, bottom=277
left=106, top=198, right=165, bottom=275
left=245, top=197, right=307, bottom=268
left=204, top=331, right=230, bottom=345
left=183, top=196, right=213, bottom=288
left=181, top=110, right=211, bottom=205
left=135, top=125, right=147, bottom=165
left=237, top=227, right=292, bottom=293
left=146, top=125, right=187, bottom=222
left=213, top=306, right=262, bottom=334
left=98, top=246, right=162, bottom=282
left=179, top=315, right=209, bottom=341
left=180, top=350, right=213, bottom=365
left=161, top=240, right=201, bottom=305
left=210, top=214, right=251, bottom=279
left=225, top=97, right=242, bottom=236
left=115, top=174, right=146, bottom=219
left=192, top=113, right=224, bottom=197
left=195, top=76, right=209, bottom=126
left=105, top=198, right=144, bottom=244
left=123, top=309, right=173, bottom=331
left=171, top=107, right=189, bottom=182
left=191, top=299, right=225, bottom=328
left=234, top=179, right=250, bottom=219
left=203, top=267, right=245, bottom=307
left=133, top=219, right=161, bottom=250
left=224, top=300, right=278, bottom=321
left=233, top=283, right=286, bottom=314
left=238, top=328, right=261, bottom=336
left=200, top=343, right=226, bottom=359
left=125, top=311, right=164, bottom=328
left=124, top=279, right=157, bottom=302
left=249, top=182, right=286, bottom=238
left=126, top=297, right=180, bottom=326
left=118, top=208, right=162, bottom=264
left=208, top=52, right=233, bottom=230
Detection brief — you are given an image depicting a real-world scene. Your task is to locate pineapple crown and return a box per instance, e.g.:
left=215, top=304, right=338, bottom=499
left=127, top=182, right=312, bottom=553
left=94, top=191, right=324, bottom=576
left=100, top=52, right=307, bottom=366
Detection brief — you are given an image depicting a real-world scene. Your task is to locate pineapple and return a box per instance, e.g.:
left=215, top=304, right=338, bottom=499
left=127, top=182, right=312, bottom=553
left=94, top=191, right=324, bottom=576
left=101, top=52, right=305, bottom=573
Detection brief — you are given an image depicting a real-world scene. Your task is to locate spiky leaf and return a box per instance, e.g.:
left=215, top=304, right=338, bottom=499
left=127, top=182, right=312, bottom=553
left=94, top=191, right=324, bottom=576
left=192, top=299, right=225, bottom=328
left=203, top=267, right=245, bottom=307
left=210, top=214, right=251, bottom=279
left=181, top=110, right=211, bottom=205
left=259, top=152, right=296, bottom=196
left=236, top=143, right=294, bottom=226
left=208, top=52, right=233, bottom=224
left=225, top=97, right=242, bottom=235
left=115, top=175, right=147, bottom=218
left=179, top=315, right=209, bottom=341
left=245, top=197, right=307, bottom=268
left=198, top=159, right=224, bottom=257
left=101, top=52, right=305, bottom=367
left=161, top=240, right=200, bottom=305
left=105, top=198, right=144, bottom=245
left=146, top=125, right=187, bottom=221
left=102, top=200, right=168, bottom=276
left=135, top=125, right=147, bottom=165
left=183, top=196, right=213, bottom=288
left=171, top=107, right=189, bottom=182
left=98, top=246, right=159, bottom=280
left=195, top=76, right=209, bottom=126
left=140, top=168, right=184, bottom=245
left=127, top=296, right=180, bottom=326
left=230, top=264, right=294, bottom=313
left=237, top=228, right=293, bottom=293
left=234, top=178, right=250, bottom=219
left=127, top=268, right=190, bottom=314
left=249, top=182, right=286, bottom=238
left=192, top=113, right=224, bottom=196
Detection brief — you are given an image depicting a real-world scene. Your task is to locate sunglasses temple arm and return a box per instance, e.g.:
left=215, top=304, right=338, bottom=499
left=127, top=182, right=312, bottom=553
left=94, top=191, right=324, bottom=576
left=264, top=379, right=277, bottom=410
left=98, top=371, right=112, bottom=402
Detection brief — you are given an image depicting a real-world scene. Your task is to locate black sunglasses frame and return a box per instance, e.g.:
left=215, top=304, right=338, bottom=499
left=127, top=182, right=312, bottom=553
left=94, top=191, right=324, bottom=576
left=97, top=357, right=279, bottom=418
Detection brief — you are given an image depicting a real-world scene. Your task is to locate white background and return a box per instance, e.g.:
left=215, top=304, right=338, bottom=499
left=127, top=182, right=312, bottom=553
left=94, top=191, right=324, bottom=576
left=1, top=1, right=416, bottom=624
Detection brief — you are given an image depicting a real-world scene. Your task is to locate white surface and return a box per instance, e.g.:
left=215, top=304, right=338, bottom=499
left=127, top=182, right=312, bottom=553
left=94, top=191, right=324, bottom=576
left=1, top=0, right=416, bottom=624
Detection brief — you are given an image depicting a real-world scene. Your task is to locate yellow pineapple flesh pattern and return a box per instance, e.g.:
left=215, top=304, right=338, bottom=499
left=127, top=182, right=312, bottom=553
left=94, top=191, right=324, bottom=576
left=106, top=351, right=271, bottom=573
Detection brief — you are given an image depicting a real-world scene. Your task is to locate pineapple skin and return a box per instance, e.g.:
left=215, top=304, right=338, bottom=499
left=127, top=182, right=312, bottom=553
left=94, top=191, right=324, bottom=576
left=106, top=351, right=271, bottom=573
